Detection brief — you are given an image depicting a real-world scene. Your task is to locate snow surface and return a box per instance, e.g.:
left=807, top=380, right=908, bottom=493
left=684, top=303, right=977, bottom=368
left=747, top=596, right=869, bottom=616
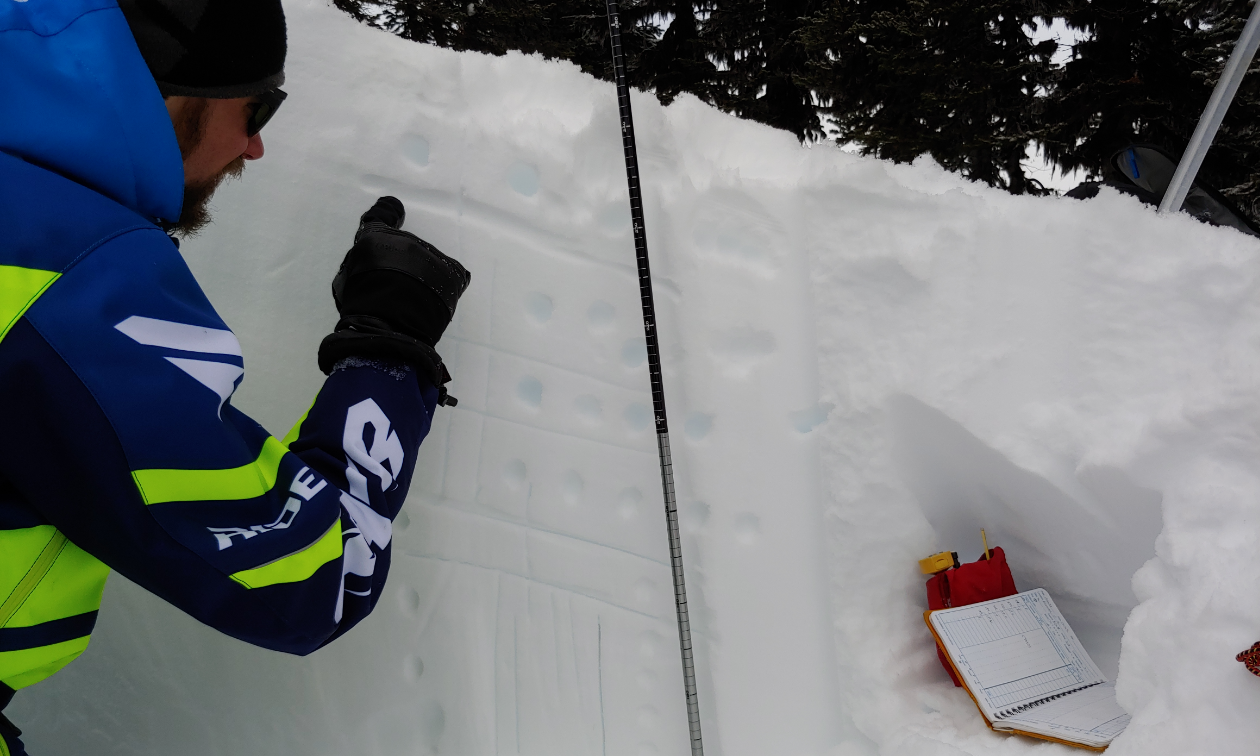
left=13, top=2, right=1260, bottom=754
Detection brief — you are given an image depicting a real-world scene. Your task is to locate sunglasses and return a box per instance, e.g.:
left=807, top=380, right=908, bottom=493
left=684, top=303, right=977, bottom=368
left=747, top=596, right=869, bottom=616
left=246, top=88, right=287, bottom=137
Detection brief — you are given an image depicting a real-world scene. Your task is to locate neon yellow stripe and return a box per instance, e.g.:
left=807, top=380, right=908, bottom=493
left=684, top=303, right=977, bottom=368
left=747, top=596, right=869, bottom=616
left=281, top=397, right=317, bottom=448
left=132, top=437, right=289, bottom=505
left=0, top=635, right=91, bottom=690
left=0, top=265, right=60, bottom=342
left=229, top=522, right=343, bottom=589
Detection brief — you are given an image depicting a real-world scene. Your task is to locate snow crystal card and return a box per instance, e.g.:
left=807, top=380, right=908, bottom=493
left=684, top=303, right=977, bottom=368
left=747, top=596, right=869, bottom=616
left=926, top=589, right=1130, bottom=750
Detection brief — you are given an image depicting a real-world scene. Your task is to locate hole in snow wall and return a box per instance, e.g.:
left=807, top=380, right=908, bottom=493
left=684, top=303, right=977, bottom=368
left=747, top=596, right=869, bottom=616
left=887, top=394, right=1164, bottom=680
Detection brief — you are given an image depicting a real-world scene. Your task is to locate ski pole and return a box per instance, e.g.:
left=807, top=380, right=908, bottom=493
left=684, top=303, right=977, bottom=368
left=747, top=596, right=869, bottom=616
left=603, top=3, right=704, bottom=754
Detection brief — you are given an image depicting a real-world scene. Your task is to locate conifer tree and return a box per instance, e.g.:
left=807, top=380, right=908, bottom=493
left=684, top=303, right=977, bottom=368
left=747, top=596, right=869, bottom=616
left=1041, top=0, right=1205, bottom=178
left=702, top=0, right=825, bottom=140
left=331, top=0, right=664, bottom=87
left=1043, top=0, right=1260, bottom=217
left=637, top=0, right=717, bottom=104
left=801, top=0, right=1060, bottom=194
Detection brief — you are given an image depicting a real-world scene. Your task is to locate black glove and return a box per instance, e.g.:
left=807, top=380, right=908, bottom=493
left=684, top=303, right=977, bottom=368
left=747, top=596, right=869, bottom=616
left=318, top=197, right=472, bottom=405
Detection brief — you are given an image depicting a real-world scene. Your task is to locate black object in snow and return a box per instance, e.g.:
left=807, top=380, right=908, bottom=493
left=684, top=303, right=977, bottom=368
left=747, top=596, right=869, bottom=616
left=1066, top=145, right=1260, bottom=238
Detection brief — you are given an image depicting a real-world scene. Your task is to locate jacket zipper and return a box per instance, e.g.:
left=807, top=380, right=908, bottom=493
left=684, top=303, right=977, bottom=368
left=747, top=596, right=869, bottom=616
left=0, top=530, right=68, bottom=629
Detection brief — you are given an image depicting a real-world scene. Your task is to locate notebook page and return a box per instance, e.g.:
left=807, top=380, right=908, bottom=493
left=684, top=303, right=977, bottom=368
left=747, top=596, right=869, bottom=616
left=930, top=589, right=1106, bottom=721
left=998, top=683, right=1130, bottom=747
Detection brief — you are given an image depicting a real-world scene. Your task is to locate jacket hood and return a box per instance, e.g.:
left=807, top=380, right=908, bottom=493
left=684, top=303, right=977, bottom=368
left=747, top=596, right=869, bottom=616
left=0, top=0, right=184, bottom=223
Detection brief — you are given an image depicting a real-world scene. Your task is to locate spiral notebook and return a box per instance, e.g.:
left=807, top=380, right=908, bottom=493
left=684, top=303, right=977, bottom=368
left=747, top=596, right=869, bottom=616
left=924, top=589, right=1130, bottom=750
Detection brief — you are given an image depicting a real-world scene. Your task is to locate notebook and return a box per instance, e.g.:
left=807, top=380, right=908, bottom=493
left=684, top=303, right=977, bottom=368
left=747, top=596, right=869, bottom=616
left=924, top=589, right=1130, bottom=750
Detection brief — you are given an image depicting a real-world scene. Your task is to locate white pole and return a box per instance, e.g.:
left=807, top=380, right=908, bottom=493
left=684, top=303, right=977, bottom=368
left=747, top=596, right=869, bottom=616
left=1160, top=1, right=1260, bottom=214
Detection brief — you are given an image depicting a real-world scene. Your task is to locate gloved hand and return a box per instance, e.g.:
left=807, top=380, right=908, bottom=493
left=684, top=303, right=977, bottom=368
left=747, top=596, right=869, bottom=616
left=318, top=196, right=471, bottom=405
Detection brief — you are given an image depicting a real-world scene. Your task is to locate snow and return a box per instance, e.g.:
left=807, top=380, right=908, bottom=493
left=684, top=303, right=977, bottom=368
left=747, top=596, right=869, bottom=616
left=12, top=1, right=1260, bottom=754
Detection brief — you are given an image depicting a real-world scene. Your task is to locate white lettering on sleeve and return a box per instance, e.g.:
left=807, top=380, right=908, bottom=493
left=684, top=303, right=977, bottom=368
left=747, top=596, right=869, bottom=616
left=289, top=467, right=328, bottom=500
left=342, top=399, right=404, bottom=494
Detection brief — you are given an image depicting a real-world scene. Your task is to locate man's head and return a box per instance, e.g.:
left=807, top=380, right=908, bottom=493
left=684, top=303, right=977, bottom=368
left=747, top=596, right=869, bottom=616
left=120, top=0, right=287, bottom=235
left=164, top=96, right=259, bottom=236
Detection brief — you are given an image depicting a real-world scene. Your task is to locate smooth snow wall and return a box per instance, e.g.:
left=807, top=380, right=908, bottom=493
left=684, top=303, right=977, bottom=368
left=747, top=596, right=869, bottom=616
left=13, top=1, right=1260, bottom=754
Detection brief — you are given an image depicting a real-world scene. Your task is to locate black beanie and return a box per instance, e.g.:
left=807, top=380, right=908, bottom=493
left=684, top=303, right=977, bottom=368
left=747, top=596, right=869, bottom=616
left=119, top=0, right=286, bottom=98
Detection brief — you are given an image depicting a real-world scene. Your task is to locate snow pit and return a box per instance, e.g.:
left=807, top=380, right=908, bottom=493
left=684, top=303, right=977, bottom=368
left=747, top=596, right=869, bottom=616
left=12, top=1, right=1260, bottom=754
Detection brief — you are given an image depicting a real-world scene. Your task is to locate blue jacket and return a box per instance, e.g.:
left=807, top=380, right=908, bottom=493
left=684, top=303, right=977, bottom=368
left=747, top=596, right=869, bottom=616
left=0, top=0, right=436, bottom=689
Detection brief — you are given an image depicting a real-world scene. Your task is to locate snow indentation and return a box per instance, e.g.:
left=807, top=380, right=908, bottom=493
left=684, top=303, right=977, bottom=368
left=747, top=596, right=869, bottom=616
left=633, top=577, right=657, bottom=607
left=684, top=412, right=713, bottom=441
left=618, top=487, right=643, bottom=520
left=682, top=502, right=710, bottom=533
left=508, top=161, right=539, bottom=196
left=562, top=470, right=584, bottom=504
left=400, top=134, right=429, bottom=166
left=733, top=513, right=761, bottom=545
left=788, top=403, right=833, bottom=433
left=525, top=291, right=553, bottom=323
left=516, top=375, right=543, bottom=408
left=624, top=403, right=651, bottom=432
left=622, top=338, right=647, bottom=368
left=574, top=394, right=602, bottom=422
left=399, top=586, right=421, bottom=616
left=587, top=300, right=615, bottom=331
left=711, top=327, right=776, bottom=376
left=598, top=204, right=631, bottom=236
left=503, top=459, right=527, bottom=489
left=403, top=654, right=425, bottom=683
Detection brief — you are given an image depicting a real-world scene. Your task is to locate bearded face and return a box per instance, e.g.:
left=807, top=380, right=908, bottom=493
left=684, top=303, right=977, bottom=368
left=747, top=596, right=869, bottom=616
left=168, top=98, right=246, bottom=238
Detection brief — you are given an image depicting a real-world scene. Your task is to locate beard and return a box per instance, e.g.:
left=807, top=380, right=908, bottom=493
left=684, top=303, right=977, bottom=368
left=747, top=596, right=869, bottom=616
left=171, top=156, right=245, bottom=238
left=168, top=98, right=246, bottom=238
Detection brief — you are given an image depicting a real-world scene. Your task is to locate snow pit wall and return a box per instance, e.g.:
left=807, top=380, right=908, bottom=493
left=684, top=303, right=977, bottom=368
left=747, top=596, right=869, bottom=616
left=13, top=1, right=1260, bottom=754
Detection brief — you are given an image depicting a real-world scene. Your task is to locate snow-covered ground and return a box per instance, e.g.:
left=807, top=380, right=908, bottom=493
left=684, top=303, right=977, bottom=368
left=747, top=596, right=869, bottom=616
left=12, top=2, right=1260, bottom=754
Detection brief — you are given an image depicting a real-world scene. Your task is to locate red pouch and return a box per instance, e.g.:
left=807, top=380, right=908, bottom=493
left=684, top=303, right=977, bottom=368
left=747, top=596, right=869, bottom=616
left=925, top=546, right=1017, bottom=686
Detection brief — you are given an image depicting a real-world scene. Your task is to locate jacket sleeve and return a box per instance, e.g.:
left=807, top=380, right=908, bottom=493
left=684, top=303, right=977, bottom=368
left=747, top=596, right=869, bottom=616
left=0, top=227, right=435, bottom=654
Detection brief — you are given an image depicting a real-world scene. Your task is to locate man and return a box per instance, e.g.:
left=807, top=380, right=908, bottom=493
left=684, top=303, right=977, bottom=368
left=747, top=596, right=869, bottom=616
left=0, top=1, right=469, bottom=753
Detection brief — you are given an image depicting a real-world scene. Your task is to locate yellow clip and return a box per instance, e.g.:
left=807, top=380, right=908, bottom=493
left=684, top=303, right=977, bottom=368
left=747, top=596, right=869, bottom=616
left=918, top=551, right=959, bottom=575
